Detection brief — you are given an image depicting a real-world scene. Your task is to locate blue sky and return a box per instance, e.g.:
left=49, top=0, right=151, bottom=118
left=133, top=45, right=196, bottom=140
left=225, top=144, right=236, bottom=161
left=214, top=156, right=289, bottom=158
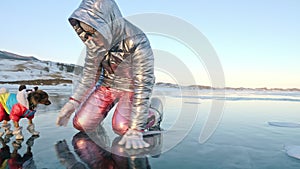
left=0, top=0, right=299, bottom=88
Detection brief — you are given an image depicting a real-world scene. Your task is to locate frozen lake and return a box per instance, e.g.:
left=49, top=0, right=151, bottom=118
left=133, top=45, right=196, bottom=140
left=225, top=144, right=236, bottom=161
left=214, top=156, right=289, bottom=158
left=1, top=84, right=300, bottom=169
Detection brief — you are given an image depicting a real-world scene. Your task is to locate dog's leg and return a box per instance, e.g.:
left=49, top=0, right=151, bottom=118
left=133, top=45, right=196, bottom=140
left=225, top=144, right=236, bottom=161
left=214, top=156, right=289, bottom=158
left=26, top=135, right=39, bottom=147
left=28, top=119, right=33, bottom=125
left=27, top=119, right=40, bottom=136
left=0, top=122, right=4, bottom=137
left=3, top=120, right=8, bottom=125
left=12, top=121, right=24, bottom=140
left=13, top=121, right=19, bottom=128
left=0, top=137, right=5, bottom=147
left=2, top=120, right=13, bottom=135
left=0, top=120, right=11, bottom=137
left=12, top=140, right=23, bottom=151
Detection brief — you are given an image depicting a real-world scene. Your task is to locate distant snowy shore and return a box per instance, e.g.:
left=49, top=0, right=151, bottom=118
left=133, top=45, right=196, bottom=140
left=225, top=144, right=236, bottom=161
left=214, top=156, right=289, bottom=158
left=1, top=51, right=299, bottom=92
left=1, top=83, right=300, bottom=104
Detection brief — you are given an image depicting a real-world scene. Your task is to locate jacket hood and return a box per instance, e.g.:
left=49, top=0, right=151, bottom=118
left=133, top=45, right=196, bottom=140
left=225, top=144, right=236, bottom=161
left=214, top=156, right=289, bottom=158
left=69, top=0, right=125, bottom=47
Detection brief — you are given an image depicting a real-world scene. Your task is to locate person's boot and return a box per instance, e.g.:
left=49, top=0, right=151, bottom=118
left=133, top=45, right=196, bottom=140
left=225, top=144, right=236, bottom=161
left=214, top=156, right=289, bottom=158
left=27, top=124, right=40, bottom=136
left=149, top=97, right=164, bottom=130
left=13, top=126, right=24, bottom=140
left=2, top=123, right=13, bottom=135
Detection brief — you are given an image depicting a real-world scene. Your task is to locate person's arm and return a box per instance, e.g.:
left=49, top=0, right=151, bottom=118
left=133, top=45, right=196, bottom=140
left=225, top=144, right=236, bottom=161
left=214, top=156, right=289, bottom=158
left=118, top=35, right=155, bottom=149
left=68, top=19, right=109, bottom=102
left=71, top=34, right=106, bottom=103
left=57, top=32, right=107, bottom=127
left=130, top=36, right=155, bottom=131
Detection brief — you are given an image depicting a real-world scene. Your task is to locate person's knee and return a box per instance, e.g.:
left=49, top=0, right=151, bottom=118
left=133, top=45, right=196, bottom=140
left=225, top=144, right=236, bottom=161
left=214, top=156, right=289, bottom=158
left=73, top=117, right=91, bottom=132
left=73, top=117, right=84, bottom=131
left=73, top=116, right=101, bottom=132
left=112, top=123, right=128, bottom=135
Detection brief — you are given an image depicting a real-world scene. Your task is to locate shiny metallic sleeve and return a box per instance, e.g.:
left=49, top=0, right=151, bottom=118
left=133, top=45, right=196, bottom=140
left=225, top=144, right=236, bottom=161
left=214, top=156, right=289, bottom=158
left=130, top=35, right=155, bottom=130
left=71, top=37, right=106, bottom=102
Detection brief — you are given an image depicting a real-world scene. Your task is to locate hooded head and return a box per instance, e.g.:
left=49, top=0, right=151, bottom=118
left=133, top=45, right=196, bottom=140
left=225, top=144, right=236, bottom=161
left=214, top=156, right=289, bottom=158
left=68, top=0, right=125, bottom=47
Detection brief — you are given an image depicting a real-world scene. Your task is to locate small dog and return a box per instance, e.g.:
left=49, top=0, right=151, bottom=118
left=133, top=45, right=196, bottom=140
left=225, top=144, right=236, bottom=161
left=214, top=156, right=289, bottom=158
left=0, top=85, right=51, bottom=139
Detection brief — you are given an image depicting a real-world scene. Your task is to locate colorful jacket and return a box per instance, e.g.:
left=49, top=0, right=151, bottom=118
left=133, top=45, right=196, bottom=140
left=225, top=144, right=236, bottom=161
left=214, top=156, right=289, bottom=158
left=0, top=93, right=35, bottom=122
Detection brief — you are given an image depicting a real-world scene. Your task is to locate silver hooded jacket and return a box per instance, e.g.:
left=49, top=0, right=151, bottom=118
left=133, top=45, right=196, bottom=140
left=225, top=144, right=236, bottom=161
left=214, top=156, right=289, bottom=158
left=69, top=0, right=155, bottom=130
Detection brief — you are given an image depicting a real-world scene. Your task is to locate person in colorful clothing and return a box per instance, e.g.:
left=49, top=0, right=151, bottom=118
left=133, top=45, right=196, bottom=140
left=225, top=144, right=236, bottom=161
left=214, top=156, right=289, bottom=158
left=56, top=0, right=163, bottom=149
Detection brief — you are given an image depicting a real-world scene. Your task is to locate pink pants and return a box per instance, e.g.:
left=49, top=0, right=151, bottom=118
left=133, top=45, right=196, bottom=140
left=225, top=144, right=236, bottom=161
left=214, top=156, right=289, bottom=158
left=73, top=86, right=155, bottom=135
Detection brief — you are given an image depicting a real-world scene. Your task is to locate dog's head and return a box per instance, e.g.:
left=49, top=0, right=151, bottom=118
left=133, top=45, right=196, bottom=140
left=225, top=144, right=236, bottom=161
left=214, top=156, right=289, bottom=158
left=28, top=90, right=51, bottom=110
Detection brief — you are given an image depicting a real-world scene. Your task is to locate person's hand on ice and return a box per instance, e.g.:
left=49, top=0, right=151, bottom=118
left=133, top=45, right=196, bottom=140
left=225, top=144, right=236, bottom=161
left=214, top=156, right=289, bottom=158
left=56, top=100, right=79, bottom=126
left=118, top=129, right=150, bottom=149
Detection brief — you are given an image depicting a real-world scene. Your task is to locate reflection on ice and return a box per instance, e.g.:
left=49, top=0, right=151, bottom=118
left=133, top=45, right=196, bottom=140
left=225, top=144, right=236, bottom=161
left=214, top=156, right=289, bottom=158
left=55, top=125, right=163, bottom=169
left=1, top=84, right=300, bottom=168
left=0, top=135, right=39, bottom=168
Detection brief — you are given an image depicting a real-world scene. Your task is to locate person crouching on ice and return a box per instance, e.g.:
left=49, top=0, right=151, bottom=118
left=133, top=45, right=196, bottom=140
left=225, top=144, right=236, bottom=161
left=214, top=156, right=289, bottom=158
left=56, top=0, right=163, bottom=149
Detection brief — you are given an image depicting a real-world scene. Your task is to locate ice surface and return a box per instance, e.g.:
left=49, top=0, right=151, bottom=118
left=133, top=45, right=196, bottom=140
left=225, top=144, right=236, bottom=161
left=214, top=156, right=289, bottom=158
left=268, top=122, right=300, bottom=128
left=0, top=85, right=297, bottom=168
left=1, top=58, right=300, bottom=168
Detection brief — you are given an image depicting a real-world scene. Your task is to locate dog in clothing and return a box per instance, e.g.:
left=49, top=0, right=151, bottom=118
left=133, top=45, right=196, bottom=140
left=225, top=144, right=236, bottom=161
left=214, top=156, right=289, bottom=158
left=0, top=85, right=51, bottom=139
